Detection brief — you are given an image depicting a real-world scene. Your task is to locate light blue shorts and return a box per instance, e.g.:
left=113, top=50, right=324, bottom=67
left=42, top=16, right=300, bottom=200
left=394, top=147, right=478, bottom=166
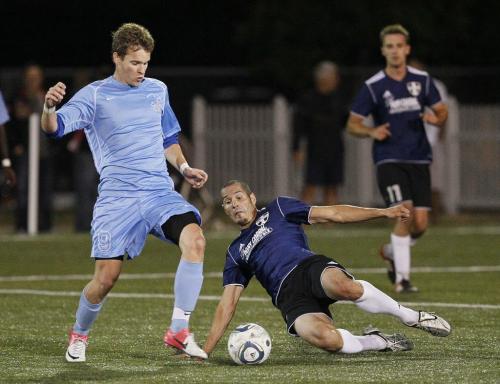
left=91, top=190, right=201, bottom=258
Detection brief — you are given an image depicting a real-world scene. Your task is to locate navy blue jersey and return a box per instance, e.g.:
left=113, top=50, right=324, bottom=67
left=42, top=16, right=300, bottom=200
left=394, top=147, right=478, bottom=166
left=223, top=197, right=314, bottom=305
left=351, top=66, right=442, bottom=165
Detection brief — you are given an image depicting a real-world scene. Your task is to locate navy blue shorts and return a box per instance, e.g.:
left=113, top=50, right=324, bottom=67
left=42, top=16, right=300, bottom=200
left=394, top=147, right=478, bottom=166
left=376, top=162, right=431, bottom=208
left=276, top=255, right=354, bottom=336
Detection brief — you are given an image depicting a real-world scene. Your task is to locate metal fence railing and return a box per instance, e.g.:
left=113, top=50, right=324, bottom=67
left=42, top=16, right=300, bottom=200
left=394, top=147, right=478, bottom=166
left=191, top=96, right=500, bottom=212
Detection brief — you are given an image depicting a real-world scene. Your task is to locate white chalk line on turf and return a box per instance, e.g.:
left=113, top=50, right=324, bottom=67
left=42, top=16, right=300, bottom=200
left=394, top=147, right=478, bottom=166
left=1, top=225, right=499, bottom=243
left=0, top=288, right=498, bottom=310
left=1, top=265, right=499, bottom=282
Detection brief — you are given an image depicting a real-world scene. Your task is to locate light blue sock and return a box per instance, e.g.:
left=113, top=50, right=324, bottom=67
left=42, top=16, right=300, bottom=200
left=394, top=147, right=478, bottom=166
left=170, top=260, right=204, bottom=332
left=73, top=290, right=103, bottom=336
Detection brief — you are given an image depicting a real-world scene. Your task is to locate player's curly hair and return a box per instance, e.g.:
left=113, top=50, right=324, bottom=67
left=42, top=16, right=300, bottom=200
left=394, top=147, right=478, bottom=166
left=380, top=24, right=410, bottom=45
left=112, top=23, right=155, bottom=58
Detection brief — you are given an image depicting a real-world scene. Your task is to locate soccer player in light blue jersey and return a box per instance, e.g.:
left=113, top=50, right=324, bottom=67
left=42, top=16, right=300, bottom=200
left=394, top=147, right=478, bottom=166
left=203, top=180, right=450, bottom=358
left=347, top=24, right=448, bottom=293
left=41, top=23, right=208, bottom=361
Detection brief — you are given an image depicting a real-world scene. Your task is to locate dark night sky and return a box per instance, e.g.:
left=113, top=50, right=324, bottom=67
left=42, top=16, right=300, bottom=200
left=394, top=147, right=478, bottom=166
left=3, top=0, right=500, bottom=68
left=4, top=1, right=250, bottom=67
left=2, top=0, right=499, bottom=103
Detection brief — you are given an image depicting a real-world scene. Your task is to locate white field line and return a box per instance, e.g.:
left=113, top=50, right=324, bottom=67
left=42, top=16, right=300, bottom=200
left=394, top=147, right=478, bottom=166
left=1, top=225, right=499, bottom=243
left=1, top=265, right=499, bottom=282
left=0, top=288, right=498, bottom=310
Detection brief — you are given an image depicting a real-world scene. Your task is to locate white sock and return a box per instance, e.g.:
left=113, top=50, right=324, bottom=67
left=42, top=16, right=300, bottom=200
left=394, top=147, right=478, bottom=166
left=355, top=280, right=419, bottom=325
left=337, top=329, right=386, bottom=353
left=391, top=233, right=411, bottom=282
left=337, top=329, right=363, bottom=353
left=355, top=335, right=387, bottom=351
left=170, top=307, right=191, bottom=332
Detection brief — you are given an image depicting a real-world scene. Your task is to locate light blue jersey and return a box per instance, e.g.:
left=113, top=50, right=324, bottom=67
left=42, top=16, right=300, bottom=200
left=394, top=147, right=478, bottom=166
left=53, top=76, right=180, bottom=196
left=0, top=91, right=10, bottom=125
left=51, top=76, right=200, bottom=258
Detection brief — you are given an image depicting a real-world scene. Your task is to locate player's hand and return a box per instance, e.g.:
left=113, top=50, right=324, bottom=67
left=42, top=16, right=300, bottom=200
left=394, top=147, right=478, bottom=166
left=384, top=204, right=410, bottom=221
left=45, top=82, right=66, bottom=108
left=370, top=123, right=391, bottom=141
left=422, top=112, right=439, bottom=125
left=183, top=167, right=208, bottom=189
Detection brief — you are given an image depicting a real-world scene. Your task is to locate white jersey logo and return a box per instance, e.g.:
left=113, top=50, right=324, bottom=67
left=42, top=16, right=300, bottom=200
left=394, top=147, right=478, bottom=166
left=383, top=88, right=421, bottom=115
left=406, top=81, right=422, bottom=97
left=240, top=211, right=273, bottom=262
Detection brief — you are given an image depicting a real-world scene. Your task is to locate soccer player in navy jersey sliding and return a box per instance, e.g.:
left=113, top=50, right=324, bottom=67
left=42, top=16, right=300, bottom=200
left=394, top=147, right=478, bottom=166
left=202, top=180, right=450, bottom=357
left=347, top=24, right=448, bottom=293
left=41, top=23, right=208, bottom=361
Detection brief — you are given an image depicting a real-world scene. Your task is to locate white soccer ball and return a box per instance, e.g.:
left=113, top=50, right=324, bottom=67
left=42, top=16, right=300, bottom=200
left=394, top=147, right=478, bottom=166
left=227, top=323, right=272, bottom=365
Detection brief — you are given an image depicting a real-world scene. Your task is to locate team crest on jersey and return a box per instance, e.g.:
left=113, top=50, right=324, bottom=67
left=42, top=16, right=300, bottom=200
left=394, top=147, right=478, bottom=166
left=406, top=81, right=422, bottom=97
left=147, top=94, right=163, bottom=113
left=151, top=96, right=163, bottom=113
left=255, top=211, right=270, bottom=227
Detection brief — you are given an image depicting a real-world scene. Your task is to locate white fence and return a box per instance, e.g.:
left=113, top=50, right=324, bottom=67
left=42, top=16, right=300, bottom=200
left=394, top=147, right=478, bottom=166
left=191, top=96, right=500, bottom=212
left=192, top=96, right=291, bottom=203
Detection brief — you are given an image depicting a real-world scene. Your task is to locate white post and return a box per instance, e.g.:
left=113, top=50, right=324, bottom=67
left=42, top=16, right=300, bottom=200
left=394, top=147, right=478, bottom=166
left=273, top=95, right=290, bottom=196
left=444, top=97, right=460, bottom=214
left=192, top=96, right=207, bottom=169
left=28, top=113, right=40, bottom=235
left=357, top=116, right=375, bottom=206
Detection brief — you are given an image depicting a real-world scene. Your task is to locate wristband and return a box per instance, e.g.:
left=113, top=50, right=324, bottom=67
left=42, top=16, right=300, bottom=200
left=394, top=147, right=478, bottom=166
left=2, top=158, right=12, bottom=168
left=43, top=104, right=56, bottom=114
left=179, top=162, right=191, bottom=175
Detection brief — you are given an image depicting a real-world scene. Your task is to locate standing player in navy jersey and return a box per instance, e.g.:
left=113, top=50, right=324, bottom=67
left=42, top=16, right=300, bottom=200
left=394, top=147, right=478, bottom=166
left=202, top=180, right=450, bottom=357
left=347, top=24, right=448, bottom=293
left=41, top=23, right=208, bottom=361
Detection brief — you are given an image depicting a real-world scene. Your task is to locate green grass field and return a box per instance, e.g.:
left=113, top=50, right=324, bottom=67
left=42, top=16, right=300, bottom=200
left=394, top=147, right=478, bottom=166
left=1, top=224, right=499, bottom=383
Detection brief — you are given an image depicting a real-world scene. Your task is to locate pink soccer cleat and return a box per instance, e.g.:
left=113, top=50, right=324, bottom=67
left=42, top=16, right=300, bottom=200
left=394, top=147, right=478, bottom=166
left=164, top=328, right=208, bottom=359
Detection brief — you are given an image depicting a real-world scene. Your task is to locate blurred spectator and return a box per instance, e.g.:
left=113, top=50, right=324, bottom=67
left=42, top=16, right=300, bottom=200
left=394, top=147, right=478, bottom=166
left=293, top=61, right=347, bottom=205
left=66, top=69, right=99, bottom=232
left=10, top=64, right=54, bottom=232
left=0, top=90, right=16, bottom=200
left=67, top=130, right=98, bottom=232
left=408, top=59, right=449, bottom=220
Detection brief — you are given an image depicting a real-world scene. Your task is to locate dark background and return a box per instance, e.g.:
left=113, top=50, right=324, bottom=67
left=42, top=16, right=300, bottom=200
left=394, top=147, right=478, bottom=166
left=2, top=0, right=499, bottom=98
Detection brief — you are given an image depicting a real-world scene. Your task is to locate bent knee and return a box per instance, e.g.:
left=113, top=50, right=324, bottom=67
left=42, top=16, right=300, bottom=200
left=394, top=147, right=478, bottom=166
left=327, top=278, right=363, bottom=301
left=188, top=233, right=206, bottom=255
left=95, top=274, right=118, bottom=293
left=181, top=231, right=206, bottom=261
left=314, top=328, right=343, bottom=352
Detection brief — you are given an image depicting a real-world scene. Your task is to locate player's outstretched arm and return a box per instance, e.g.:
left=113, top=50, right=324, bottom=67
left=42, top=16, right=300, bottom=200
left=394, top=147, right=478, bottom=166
left=203, top=285, right=244, bottom=356
left=164, top=144, right=208, bottom=189
left=309, top=204, right=410, bottom=224
left=41, top=82, right=66, bottom=134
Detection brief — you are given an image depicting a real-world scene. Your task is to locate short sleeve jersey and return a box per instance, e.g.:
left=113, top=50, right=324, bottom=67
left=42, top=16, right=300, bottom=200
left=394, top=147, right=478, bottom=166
left=53, top=76, right=181, bottom=196
left=223, top=197, right=314, bottom=305
left=350, top=66, right=442, bottom=165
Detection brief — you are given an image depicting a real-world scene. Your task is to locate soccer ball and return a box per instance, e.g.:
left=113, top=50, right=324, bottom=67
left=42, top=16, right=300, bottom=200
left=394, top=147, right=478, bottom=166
left=227, top=323, right=272, bottom=365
